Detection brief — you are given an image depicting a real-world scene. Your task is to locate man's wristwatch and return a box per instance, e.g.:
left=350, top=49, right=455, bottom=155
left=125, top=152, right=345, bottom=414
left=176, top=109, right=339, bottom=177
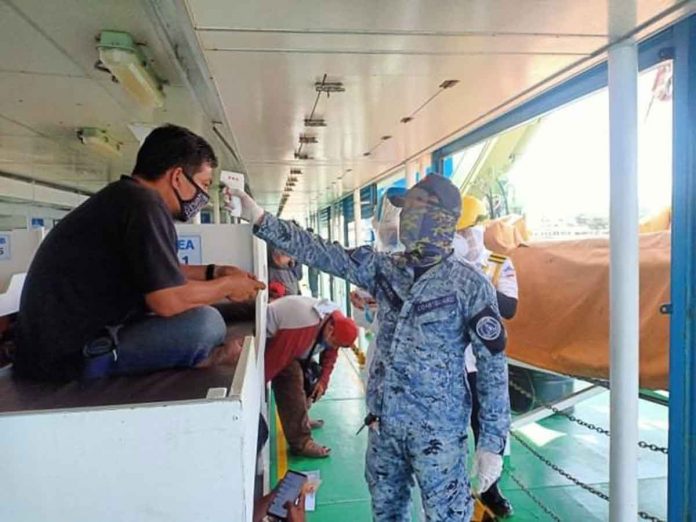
left=205, top=264, right=216, bottom=281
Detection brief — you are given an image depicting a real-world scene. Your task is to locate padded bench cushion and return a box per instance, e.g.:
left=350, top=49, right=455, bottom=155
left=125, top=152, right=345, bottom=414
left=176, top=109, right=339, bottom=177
left=0, top=321, right=254, bottom=414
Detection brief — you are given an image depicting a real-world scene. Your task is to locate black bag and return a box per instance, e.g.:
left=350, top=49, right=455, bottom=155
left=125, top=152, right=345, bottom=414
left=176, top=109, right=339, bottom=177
left=301, top=340, right=323, bottom=397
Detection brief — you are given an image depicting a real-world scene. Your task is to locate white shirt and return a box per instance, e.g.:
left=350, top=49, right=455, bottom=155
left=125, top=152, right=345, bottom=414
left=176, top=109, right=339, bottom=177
left=464, top=248, right=518, bottom=373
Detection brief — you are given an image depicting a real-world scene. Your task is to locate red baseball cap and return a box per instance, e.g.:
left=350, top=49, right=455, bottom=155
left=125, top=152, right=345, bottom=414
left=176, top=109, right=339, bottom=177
left=268, top=281, right=286, bottom=298
left=330, top=311, right=359, bottom=347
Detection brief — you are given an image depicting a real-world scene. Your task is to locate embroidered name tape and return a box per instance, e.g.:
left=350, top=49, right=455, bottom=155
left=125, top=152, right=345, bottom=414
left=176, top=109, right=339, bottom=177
left=415, top=294, right=457, bottom=315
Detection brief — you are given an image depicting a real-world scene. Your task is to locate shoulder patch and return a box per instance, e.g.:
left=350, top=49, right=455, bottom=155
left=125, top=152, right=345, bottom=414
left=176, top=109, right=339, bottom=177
left=469, top=306, right=506, bottom=355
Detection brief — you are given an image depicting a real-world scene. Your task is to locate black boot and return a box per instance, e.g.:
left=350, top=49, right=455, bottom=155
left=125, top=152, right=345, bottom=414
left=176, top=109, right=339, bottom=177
left=480, top=482, right=514, bottom=518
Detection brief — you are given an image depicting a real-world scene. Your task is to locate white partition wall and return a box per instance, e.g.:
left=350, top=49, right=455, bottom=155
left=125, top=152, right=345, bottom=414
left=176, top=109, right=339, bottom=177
left=176, top=223, right=257, bottom=271
left=0, top=228, right=44, bottom=316
left=0, top=338, right=261, bottom=522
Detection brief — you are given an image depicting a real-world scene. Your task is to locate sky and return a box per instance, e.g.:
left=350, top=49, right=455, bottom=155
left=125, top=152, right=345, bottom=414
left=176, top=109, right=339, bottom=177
left=505, top=63, right=673, bottom=229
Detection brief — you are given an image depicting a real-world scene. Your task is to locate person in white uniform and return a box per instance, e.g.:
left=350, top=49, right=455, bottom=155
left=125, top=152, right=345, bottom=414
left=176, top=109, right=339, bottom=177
left=453, top=195, right=518, bottom=519
left=350, top=187, right=405, bottom=382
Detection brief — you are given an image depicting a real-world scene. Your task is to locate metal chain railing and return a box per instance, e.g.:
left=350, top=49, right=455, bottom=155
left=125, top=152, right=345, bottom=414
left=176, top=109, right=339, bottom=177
left=512, top=431, right=666, bottom=522
left=507, top=471, right=561, bottom=522
left=509, top=380, right=668, bottom=454
left=512, top=432, right=610, bottom=500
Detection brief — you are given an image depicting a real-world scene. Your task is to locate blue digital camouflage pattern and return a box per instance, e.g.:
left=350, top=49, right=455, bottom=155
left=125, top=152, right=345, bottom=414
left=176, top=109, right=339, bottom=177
left=254, top=214, right=510, bottom=522
left=397, top=203, right=457, bottom=268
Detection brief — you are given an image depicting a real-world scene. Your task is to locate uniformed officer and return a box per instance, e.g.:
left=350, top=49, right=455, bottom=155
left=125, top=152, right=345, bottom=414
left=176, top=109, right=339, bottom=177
left=453, top=195, right=519, bottom=518
left=231, top=175, right=510, bottom=522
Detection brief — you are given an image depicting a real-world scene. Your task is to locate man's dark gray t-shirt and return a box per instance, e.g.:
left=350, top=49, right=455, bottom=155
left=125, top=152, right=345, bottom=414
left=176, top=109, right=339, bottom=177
left=15, top=177, right=186, bottom=381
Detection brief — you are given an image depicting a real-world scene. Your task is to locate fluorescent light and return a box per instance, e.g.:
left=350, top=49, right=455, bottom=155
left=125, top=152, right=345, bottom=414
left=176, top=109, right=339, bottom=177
left=97, top=31, right=165, bottom=109
left=304, top=118, right=326, bottom=127
left=315, top=81, right=345, bottom=93
left=439, top=79, right=459, bottom=89
left=77, top=128, right=123, bottom=157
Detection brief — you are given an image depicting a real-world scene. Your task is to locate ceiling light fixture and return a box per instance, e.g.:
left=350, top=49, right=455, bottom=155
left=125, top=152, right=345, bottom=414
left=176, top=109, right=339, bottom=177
left=304, top=118, right=326, bottom=127
left=97, top=31, right=165, bottom=109
left=77, top=127, right=123, bottom=157
left=315, top=81, right=345, bottom=94
left=299, top=135, right=318, bottom=144
left=439, top=79, right=460, bottom=89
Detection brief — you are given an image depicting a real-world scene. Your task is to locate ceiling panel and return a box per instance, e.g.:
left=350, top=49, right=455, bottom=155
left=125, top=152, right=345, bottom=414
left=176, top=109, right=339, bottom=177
left=5, top=0, right=185, bottom=86
left=198, top=31, right=603, bottom=56
left=0, top=2, right=84, bottom=77
left=187, top=0, right=687, bottom=217
left=0, top=0, right=225, bottom=198
left=204, top=49, right=577, bottom=206
left=188, top=0, right=678, bottom=36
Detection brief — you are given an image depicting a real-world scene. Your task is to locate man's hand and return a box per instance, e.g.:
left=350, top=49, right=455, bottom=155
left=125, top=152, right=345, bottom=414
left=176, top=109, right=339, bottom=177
left=221, top=271, right=266, bottom=302
left=252, top=491, right=276, bottom=522
left=349, top=290, right=366, bottom=310
left=214, top=265, right=247, bottom=279
left=310, top=381, right=326, bottom=402
left=285, top=492, right=306, bottom=522
left=472, top=448, right=503, bottom=494
left=229, top=189, right=265, bottom=224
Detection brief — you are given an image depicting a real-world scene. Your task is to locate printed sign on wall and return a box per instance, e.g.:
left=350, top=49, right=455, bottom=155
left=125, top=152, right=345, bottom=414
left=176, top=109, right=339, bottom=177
left=177, top=235, right=202, bottom=265
left=0, top=234, right=11, bottom=260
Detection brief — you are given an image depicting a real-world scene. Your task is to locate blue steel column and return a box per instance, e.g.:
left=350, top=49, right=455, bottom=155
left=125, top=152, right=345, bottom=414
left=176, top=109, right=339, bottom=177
left=668, top=15, right=696, bottom=522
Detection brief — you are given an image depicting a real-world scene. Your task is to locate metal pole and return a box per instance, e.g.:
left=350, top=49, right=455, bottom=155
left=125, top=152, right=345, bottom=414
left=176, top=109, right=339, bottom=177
left=608, top=1, right=638, bottom=520
left=212, top=189, right=221, bottom=224
left=406, top=161, right=418, bottom=189
left=353, top=189, right=362, bottom=246
left=668, top=16, right=696, bottom=521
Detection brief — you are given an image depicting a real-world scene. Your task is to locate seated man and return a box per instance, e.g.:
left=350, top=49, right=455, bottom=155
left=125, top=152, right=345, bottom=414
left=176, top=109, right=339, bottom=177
left=268, top=246, right=301, bottom=296
left=14, top=124, right=264, bottom=381
left=266, top=295, right=358, bottom=458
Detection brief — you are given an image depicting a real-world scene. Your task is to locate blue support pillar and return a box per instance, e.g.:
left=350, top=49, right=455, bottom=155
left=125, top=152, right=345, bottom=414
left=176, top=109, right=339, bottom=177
left=668, top=15, right=696, bottom=522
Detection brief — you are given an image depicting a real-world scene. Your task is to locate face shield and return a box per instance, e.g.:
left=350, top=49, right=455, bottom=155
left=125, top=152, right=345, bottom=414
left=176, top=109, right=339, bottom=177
left=453, top=225, right=486, bottom=264
left=372, top=194, right=404, bottom=253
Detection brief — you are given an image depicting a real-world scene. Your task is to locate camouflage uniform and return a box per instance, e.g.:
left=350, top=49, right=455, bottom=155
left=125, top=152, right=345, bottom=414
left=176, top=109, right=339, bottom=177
left=253, top=199, right=510, bottom=522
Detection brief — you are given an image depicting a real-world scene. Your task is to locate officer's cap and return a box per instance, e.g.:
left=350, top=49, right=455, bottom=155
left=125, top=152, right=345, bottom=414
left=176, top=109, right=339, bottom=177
left=390, top=174, right=461, bottom=218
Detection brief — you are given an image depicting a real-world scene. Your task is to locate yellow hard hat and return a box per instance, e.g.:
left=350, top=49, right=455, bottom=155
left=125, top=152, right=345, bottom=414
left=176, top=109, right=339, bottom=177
left=457, top=195, right=487, bottom=230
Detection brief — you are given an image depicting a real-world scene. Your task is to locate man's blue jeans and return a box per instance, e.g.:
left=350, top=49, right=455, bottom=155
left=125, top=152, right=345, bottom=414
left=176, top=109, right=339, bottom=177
left=82, top=306, right=226, bottom=379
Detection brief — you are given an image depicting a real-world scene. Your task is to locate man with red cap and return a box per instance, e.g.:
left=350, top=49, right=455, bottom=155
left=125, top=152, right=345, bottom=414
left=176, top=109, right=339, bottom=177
left=265, top=295, right=358, bottom=458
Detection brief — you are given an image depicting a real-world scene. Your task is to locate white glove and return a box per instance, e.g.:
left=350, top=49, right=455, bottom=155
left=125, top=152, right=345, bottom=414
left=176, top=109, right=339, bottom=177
left=471, top=449, right=503, bottom=495
left=229, top=189, right=265, bottom=224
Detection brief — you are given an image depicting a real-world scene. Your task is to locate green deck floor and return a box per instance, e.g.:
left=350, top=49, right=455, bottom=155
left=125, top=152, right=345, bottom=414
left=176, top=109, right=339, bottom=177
left=270, top=352, right=668, bottom=521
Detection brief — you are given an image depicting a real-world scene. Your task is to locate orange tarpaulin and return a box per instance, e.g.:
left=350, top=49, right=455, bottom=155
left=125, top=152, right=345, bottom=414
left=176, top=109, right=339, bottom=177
left=506, top=232, right=670, bottom=390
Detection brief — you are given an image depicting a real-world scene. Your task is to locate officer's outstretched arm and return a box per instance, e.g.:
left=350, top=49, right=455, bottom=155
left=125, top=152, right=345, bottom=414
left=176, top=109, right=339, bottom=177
left=254, top=213, right=380, bottom=293
left=467, top=283, right=511, bottom=454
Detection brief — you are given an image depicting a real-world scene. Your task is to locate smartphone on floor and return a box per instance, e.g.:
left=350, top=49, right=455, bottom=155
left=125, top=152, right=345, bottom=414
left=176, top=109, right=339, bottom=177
left=267, top=470, right=308, bottom=520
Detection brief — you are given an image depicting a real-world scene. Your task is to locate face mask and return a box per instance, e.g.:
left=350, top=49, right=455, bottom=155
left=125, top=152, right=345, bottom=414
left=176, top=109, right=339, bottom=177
left=174, top=173, right=210, bottom=222
left=397, top=204, right=457, bottom=267
left=453, top=226, right=485, bottom=263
